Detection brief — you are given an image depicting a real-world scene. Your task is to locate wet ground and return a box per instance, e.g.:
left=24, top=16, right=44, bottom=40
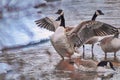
left=1, top=0, right=120, bottom=80
left=1, top=41, right=120, bottom=80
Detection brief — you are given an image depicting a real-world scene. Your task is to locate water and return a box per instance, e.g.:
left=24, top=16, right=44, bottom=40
left=1, top=0, right=120, bottom=80
left=1, top=42, right=120, bottom=80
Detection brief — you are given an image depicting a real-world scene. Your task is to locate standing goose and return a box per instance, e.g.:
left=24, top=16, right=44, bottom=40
left=35, top=9, right=75, bottom=60
left=100, top=29, right=120, bottom=60
left=56, top=10, right=105, bottom=59
left=55, top=10, right=105, bottom=59
left=82, top=10, right=104, bottom=59
left=35, top=9, right=118, bottom=61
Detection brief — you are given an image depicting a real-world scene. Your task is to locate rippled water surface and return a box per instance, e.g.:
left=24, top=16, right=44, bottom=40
left=1, top=0, right=120, bottom=80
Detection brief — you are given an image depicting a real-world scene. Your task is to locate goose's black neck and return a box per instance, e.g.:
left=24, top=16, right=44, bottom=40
left=60, top=14, right=65, bottom=28
left=91, top=12, right=97, bottom=21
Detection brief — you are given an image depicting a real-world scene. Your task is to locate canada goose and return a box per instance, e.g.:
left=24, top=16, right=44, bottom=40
left=35, top=9, right=118, bottom=61
left=56, top=10, right=105, bottom=59
left=100, top=29, right=120, bottom=60
left=35, top=9, right=75, bottom=60
left=72, top=59, right=115, bottom=72
left=83, top=10, right=104, bottom=59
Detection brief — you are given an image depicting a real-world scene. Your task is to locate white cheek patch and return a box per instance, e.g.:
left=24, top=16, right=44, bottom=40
left=107, top=62, right=110, bottom=68
left=118, top=29, right=120, bottom=33
left=118, top=34, right=120, bottom=38
left=60, top=11, right=64, bottom=15
left=96, top=11, right=100, bottom=15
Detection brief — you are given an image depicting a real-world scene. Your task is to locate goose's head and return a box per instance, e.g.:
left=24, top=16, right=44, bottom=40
left=55, top=9, right=64, bottom=16
left=55, top=9, right=64, bottom=21
left=95, top=10, right=104, bottom=16
left=92, top=10, right=104, bottom=20
left=55, top=9, right=65, bottom=27
left=97, top=61, right=115, bottom=72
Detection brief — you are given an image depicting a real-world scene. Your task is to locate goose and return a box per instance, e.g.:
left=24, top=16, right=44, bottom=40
left=99, top=29, right=120, bottom=60
left=56, top=9, right=105, bottom=59
left=71, top=59, right=115, bottom=72
left=35, top=9, right=75, bottom=60
left=97, top=61, right=115, bottom=72
left=35, top=9, right=118, bottom=62
left=82, top=10, right=104, bottom=59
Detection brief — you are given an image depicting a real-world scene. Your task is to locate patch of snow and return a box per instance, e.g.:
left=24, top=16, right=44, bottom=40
left=0, top=63, right=12, bottom=74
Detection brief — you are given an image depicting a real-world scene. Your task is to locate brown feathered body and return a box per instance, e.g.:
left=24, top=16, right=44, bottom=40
left=100, top=33, right=120, bottom=60
left=101, top=36, right=120, bottom=53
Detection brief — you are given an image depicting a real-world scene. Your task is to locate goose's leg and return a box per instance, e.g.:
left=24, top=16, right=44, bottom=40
left=104, top=52, right=107, bottom=60
left=61, top=56, right=64, bottom=60
left=114, top=52, right=117, bottom=60
left=83, top=45, right=85, bottom=58
left=91, top=44, right=94, bottom=59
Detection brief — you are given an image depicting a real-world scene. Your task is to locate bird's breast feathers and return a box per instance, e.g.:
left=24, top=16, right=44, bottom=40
left=51, top=27, right=66, bottom=42
left=111, top=38, right=120, bottom=48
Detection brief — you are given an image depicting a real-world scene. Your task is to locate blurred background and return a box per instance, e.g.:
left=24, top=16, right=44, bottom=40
left=0, top=0, right=54, bottom=50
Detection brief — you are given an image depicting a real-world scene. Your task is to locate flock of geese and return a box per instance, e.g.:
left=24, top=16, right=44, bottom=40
left=35, top=9, right=120, bottom=72
left=35, top=9, right=120, bottom=61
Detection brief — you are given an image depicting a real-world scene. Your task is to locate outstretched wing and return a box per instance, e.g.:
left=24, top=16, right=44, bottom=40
left=35, top=17, right=59, bottom=32
left=68, top=21, right=118, bottom=47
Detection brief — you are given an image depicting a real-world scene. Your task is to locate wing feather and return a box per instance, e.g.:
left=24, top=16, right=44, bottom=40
left=68, top=21, right=118, bottom=47
left=35, top=17, right=58, bottom=32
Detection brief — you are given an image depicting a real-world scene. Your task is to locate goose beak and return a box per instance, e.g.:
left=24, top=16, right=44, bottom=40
left=101, top=12, right=104, bottom=15
left=55, top=11, right=59, bottom=14
left=55, top=9, right=63, bottom=14
left=55, top=10, right=61, bottom=14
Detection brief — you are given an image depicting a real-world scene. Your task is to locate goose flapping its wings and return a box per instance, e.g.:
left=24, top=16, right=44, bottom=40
left=67, top=20, right=118, bottom=47
left=35, top=17, right=74, bottom=32
left=35, top=17, right=59, bottom=32
left=35, top=17, right=118, bottom=48
left=35, top=14, right=118, bottom=61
